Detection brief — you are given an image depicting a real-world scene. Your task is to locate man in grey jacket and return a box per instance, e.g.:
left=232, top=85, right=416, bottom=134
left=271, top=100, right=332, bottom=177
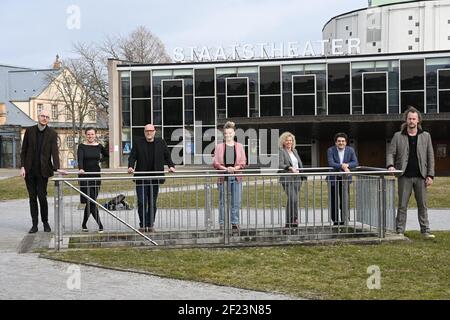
left=387, top=106, right=435, bottom=239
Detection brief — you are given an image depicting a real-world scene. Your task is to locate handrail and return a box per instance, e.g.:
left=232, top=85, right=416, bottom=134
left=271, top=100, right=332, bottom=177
left=53, top=168, right=404, bottom=182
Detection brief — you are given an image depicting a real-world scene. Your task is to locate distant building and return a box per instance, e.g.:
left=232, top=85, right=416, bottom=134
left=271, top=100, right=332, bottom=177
left=107, top=1, right=450, bottom=175
left=0, top=57, right=108, bottom=169
left=323, top=0, right=450, bottom=55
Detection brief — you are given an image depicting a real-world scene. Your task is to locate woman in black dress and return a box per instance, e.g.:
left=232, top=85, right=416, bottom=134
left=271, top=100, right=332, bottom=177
left=78, top=127, right=109, bottom=232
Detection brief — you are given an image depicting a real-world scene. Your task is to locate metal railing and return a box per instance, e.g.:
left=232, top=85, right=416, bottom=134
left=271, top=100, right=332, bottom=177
left=52, top=167, right=402, bottom=250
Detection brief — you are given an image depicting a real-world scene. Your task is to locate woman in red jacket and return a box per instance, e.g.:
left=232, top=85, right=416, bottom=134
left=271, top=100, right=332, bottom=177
left=213, top=122, right=247, bottom=230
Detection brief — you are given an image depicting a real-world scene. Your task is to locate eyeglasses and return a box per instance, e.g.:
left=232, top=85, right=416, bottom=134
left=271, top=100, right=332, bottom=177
left=39, top=115, right=50, bottom=119
left=145, top=130, right=156, bottom=133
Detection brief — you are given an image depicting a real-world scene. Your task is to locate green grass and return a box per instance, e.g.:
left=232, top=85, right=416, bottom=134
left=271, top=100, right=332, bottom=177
left=42, top=231, right=450, bottom=300
left=2, top=176, right=450, bottom=209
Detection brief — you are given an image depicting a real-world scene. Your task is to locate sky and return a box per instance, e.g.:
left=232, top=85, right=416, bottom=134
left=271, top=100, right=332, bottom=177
left=0, top=0, right=367, bottom=68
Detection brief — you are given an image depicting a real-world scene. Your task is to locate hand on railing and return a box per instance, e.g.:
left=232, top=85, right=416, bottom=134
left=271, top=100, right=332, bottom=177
left=388, top=166, right=396, bottom=176
left=127, top=167, right=135, bottom=174
left=20, top=167, right=26, bottom=178
left=288, top=167, right=300, bottom=174
left=78, top=169, right=86, bottom=175
left=168, top=167, right=176, bottom=173
left=57, top=169, right=68, bottom=175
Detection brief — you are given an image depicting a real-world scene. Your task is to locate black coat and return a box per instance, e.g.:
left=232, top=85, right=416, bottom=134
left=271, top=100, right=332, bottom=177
left=127, top=137, right=175, bottom=184
left=20, top=125, right=60, bottom=178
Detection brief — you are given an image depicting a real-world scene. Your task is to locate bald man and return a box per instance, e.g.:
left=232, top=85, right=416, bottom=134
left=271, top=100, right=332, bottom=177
left=20, top=110, right=62, bottom=233
left=128, top=124, right=175, bottom=232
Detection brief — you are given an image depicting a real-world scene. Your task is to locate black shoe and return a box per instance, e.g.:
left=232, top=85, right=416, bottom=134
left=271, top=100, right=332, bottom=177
left=28, top=226, right=38, bottom=234
left=43, top=222, right=52, bottom=232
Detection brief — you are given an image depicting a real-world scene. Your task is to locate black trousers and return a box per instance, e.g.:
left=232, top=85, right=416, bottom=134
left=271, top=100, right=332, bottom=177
left=330, top=180, right=349, bottom=224
left=81, top=184, right=102, bottom=229
left=136, top=182, right=160, bottom=228
left=25, top=174, right=49, bottom=226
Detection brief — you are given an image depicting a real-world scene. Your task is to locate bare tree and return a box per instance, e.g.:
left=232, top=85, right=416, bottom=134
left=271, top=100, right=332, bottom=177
left=48, top=26, right=170, bottom=163
left=72, top=25, right=172, bottom=115
left=47, top=59, right=99, bottom=161
left=101, top=26, right=172, bottom=64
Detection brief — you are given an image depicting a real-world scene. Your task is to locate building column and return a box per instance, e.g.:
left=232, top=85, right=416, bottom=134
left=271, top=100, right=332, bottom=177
left=108, top=59, right=121, bottom=169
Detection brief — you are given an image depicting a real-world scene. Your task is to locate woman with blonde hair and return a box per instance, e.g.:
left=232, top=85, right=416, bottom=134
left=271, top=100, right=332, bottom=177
left=279, top=132, right=303, bottom=228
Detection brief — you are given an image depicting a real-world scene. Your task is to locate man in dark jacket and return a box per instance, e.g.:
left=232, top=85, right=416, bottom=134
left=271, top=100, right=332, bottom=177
left=327, top=133, right=359, bottom=226
left=20, top=110, right=62, bottom=233
left=127, top=124, right=176, bottom=232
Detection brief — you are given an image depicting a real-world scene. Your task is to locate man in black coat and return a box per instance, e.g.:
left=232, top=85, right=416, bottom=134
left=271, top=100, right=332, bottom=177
left=127, top=124, right=176, bottom=232
left=20, top=110, right=63, bottom=233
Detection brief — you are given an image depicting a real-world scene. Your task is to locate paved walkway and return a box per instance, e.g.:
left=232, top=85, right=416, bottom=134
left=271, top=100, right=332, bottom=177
left=0, top=199, right=295, bottom=300
left=1, top=170, right=449, bottom=299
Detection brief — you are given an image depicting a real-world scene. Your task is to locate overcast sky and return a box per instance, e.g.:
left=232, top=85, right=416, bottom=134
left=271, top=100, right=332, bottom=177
left=0, top=0, right=366, bottom=68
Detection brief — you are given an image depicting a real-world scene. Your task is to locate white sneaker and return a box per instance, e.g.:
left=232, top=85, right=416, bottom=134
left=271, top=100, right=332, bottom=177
left=422, top=233, right=435, bottom=239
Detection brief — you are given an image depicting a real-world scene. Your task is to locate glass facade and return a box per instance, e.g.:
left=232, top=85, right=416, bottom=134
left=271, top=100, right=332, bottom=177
left=118, top=52, right=450, bottom=166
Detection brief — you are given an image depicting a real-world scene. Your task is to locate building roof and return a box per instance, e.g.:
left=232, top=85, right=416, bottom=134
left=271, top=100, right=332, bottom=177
left=322, top=0, right=438, bottom=32
left=4, top=101, right=36, bottom=126
left=8, top=69, right=60, bottom=101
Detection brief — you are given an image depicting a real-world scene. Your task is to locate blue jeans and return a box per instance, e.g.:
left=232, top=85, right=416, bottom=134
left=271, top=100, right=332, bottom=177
left=218, top=177, right=242, bottom=225
left=136, top=181, right=160, bottom=228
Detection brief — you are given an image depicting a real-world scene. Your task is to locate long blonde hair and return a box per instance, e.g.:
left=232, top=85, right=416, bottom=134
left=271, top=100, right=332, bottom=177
left=279, top=132, right=296, bottom=149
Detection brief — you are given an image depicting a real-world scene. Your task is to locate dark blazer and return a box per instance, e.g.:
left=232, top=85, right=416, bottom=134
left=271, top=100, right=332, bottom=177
left=20, top=125, right=60, bottom=178
left=327, top=146, right=359, bottom=185
left=128, top=137, right=175, bottom=183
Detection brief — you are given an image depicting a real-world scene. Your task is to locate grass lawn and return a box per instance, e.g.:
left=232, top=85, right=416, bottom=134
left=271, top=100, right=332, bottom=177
left=3, top=176, right=450, bottom=209
left=42, top=231, right=450, bottom=300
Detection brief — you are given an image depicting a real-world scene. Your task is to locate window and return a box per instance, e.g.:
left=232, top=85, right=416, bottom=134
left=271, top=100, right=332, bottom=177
left=349, top=32, right=352, bottom=36
left=438, top=69, right=450, bottom=113
left=401, top=59, right=425, bottom=112
left=131, top=100, right=151, bottom=126
left=415, top=38, right=420, bottom=43
left=373, top=42, right=376, bottom=47
left=408, top=16, right=413, bottom=21
left=162, top=80, right=184, bottom=125
left=88, top=108, right=96, bottom=122
left=328, top=63, right=351, bottom=114
left=226, top=77, right=248, bottom=118
left=363, top=72, right=387, bottom=114
left=162, top=79, right=184, bottom=151
left=51, top=105, right=58, bottom=120
left=408, top=30, right=413, bottom=35
left=65, top=105, right=72, bottom=121
left=66, top=136, right=74, bottom=148
left=293, top=75, right=316, bottom=115
left=37, top=104, right=43, bottom=116
left=195, top=69, right=215, bottom=97
left=260, top=66, right=281, bottom=117
left=131, top=71, right=151, bottom=98
left=416, top=22, right=420, bottom=27
left=408, top=46, right=413, bottom=51
left=328, top=63, right=350, bottom=93
left=260, top=66, right=281, bottom=95
left=346, top=26, right=349, bottom=31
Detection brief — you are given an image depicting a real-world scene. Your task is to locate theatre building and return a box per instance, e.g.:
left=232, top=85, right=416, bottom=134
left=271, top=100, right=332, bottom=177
left=107, top=1, right=450, bottom=175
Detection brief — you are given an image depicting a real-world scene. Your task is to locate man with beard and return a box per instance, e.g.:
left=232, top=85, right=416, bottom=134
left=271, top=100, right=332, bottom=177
left=387, top=106, right=436, bottom=239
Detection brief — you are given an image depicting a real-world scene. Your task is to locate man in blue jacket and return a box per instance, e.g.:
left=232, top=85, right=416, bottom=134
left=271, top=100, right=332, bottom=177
left=327, top=133, right=359, bottom=225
